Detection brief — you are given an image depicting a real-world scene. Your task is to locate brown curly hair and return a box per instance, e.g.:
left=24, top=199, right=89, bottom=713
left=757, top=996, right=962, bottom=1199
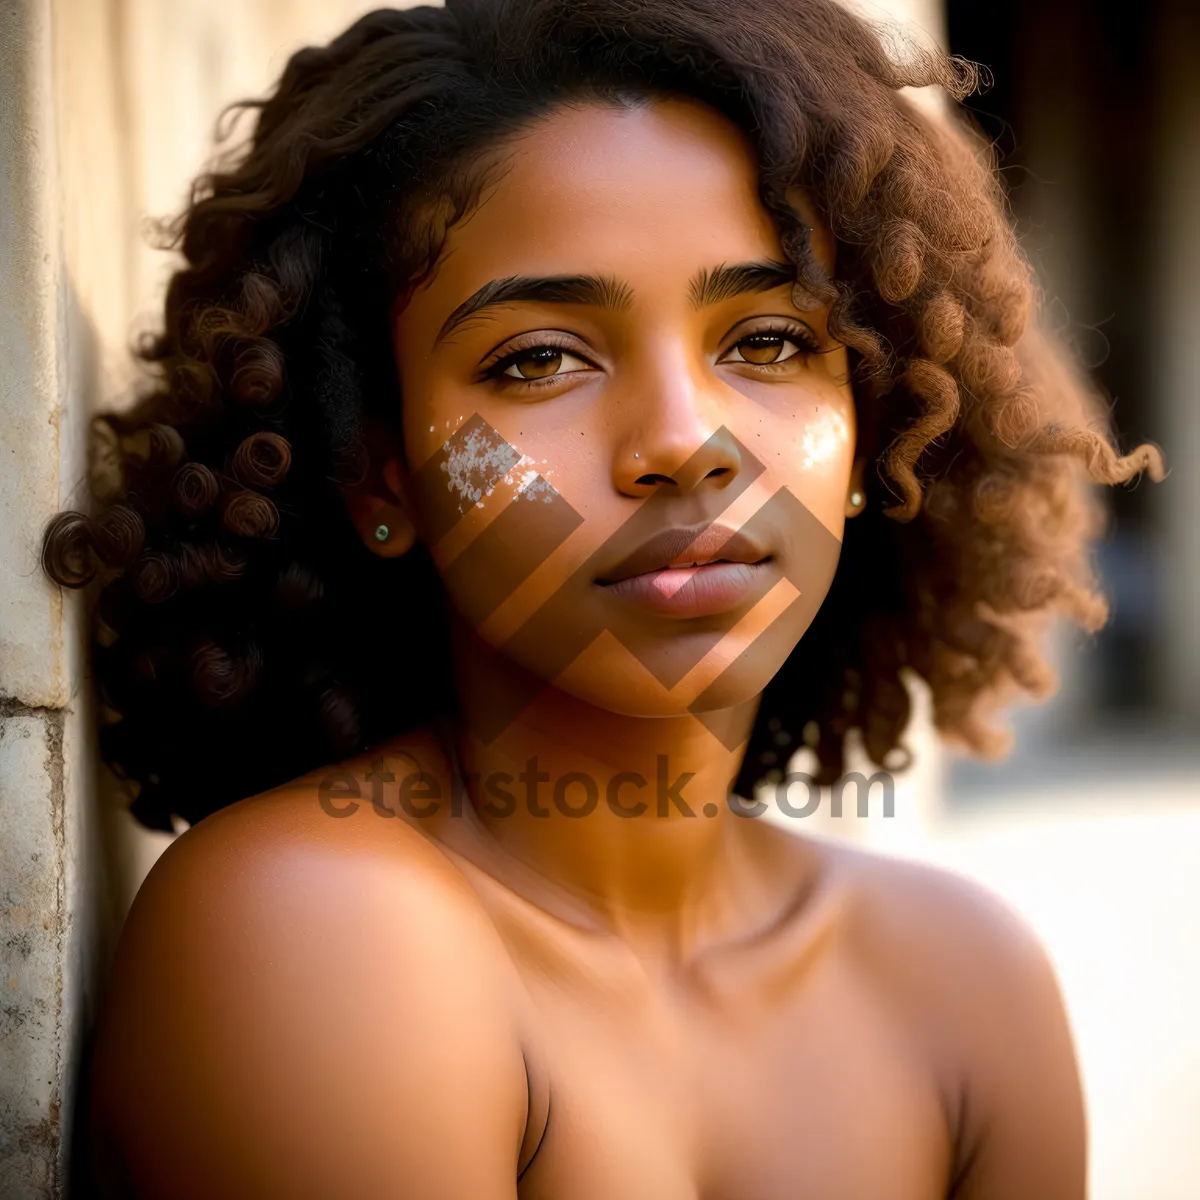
left=42, top=0, right=1163, bottom=830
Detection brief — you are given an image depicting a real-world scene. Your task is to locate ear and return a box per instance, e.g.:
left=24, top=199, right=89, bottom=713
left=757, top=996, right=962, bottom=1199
left=343, top=451, right=418, bottom=558
left=844, top=456, right=867, bottom=519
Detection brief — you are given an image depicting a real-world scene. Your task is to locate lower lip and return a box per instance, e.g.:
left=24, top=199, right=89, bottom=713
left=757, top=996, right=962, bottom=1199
left=599, top=560, right=774, bottom=618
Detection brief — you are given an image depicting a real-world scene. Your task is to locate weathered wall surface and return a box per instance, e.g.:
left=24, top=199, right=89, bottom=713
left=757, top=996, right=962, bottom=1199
left=2, top=1, right=83, bottom=1193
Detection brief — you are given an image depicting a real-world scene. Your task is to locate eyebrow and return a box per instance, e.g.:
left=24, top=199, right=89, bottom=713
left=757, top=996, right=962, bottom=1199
left=434, top=260, right=798, bottom=345
left=688, top=260, right=797, bottom=308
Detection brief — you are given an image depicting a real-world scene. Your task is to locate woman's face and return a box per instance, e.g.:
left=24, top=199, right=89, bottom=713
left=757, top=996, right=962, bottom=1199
left=387, top=97, right=856, bottom=724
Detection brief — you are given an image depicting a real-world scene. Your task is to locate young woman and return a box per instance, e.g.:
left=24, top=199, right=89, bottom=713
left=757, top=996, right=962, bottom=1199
left=45, top=0, right=1162, bottom=1195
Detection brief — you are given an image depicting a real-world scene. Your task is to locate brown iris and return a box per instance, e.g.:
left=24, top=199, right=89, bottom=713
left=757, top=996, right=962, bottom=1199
left=736, top=333, right=789, bottom=364
left=512, top=348, right=564, bottom=378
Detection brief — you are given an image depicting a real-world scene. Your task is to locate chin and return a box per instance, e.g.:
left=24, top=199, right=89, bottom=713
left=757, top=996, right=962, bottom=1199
left=546, top=635, right=794, bottom=722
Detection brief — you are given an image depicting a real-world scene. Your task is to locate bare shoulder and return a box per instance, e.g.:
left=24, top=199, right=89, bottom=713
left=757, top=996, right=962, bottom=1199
left=808, top=835, right=1087, bottom=1198
left=112, top=730, right=505, bottom=1011
left=131, top=729, right=473, bottom=908
left=817, top=836, right=1057, bottom=985
left=94, top=732, right=527, bottom=1200
left=804, top=835, right=1072, bottom=1048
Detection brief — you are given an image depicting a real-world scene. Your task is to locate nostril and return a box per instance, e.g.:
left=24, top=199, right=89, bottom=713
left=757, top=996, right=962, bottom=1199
left=635, top=473, right=676, bottom=487
left=705, top=467, right=730, bottom=479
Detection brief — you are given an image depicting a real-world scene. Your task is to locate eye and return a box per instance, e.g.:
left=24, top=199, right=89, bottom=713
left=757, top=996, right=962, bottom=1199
left=720, top=323, right=820, bottom=367
left=487, top=344, right=594, bottom=383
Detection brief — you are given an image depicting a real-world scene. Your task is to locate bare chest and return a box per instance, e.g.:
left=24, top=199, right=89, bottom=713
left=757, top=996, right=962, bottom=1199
left=511, top=946, right=953, bottom=1200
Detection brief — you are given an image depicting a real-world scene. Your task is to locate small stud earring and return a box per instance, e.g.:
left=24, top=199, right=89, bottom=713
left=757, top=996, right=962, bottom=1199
left=849, top=491, right=864, bottom=509
left=374, top=524, right=390, bottom=542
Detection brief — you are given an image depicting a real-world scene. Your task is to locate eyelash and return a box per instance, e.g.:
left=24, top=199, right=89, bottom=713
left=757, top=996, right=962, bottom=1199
left=724, top=321, right=822, bottom=368
left=479, top=333, right=590, bottom=391
left=479, top=321, right=821, bottom=390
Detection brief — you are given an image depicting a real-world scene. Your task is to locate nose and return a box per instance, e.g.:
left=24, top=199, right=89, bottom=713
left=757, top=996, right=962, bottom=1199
left=612, top=348, right=742, bottom=498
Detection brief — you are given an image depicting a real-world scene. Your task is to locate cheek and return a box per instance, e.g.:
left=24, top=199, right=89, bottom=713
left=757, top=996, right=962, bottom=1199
left=396, top=385, right=619, bottom=653
left=401, top=349, right=618, bottom=531
left=791, top=402, right=855, bottom=480
left=736, top=376, right=856, bottom=537
left=400, top=375, right=469, bottom=471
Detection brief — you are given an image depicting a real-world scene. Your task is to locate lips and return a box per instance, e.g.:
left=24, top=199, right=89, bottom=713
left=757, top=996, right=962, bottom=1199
left=596, top=523, right=771, bottom=585
left=595, top=523, right=774, bottom=618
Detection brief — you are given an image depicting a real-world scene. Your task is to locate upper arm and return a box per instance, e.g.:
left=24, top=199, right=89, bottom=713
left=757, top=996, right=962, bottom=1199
left=93, top=800, right=528, bottom=1200
left=919, top=873, right=1088, bottom=1200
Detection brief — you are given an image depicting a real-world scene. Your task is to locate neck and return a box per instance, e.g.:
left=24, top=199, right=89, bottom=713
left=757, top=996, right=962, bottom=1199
left=436, top=618, right=776, bottom=954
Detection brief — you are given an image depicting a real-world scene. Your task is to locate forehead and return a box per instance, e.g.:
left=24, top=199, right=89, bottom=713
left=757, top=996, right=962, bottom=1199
left=398, top=98, right=835, bottom=329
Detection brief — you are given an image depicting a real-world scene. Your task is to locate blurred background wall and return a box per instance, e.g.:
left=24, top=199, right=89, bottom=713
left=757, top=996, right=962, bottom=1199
left=810, top=5, right=1200, bottom=1194
left=935, top=5, right=1200, bottom=1192
left=0, top=0, right=1195, bottom=1196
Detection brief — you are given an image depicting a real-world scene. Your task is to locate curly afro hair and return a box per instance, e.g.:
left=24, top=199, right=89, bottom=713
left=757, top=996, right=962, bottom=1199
left=42, top=0, right=1163, bottom=829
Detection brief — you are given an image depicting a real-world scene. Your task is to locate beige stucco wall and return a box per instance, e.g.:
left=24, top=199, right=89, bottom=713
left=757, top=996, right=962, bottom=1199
left=1, top=2, right=99, bottom=1193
